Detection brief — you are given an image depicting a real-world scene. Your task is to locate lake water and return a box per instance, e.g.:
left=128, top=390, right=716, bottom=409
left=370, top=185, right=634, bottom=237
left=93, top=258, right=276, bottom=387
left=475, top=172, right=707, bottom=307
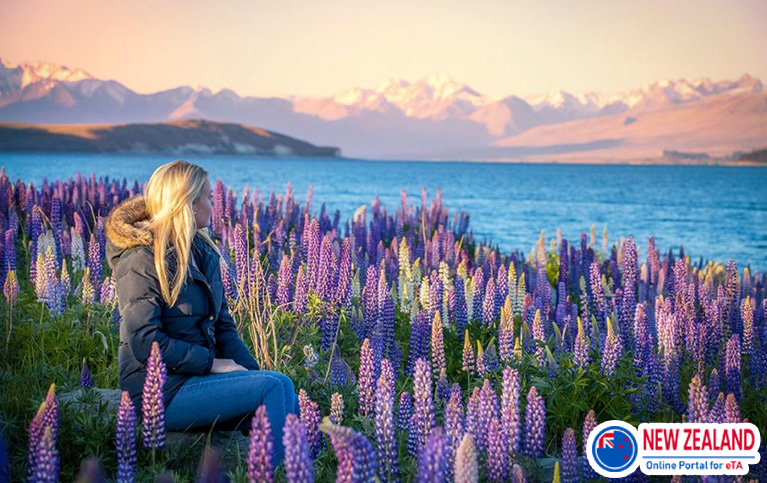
left=2, top=153, right=766, bottom=271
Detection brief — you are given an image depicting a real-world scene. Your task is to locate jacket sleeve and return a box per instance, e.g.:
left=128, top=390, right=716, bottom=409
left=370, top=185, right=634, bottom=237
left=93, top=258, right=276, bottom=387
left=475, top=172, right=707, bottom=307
left=116, top=250, right=215, bottom=375
left=214, top=296, right=259, bottom=370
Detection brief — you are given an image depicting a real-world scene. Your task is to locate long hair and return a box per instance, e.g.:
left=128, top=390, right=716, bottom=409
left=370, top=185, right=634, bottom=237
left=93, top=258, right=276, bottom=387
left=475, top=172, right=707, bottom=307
left=143, top=160, right=222, bottom=307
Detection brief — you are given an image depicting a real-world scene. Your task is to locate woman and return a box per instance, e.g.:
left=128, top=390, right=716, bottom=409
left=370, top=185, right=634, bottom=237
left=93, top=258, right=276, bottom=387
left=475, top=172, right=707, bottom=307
left=105, top=160, right=297, bottom=467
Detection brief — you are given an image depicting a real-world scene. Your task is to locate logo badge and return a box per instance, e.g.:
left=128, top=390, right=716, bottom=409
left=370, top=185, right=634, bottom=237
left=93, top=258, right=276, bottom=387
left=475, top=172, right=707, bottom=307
left=587, top=420, right=641, bottom=478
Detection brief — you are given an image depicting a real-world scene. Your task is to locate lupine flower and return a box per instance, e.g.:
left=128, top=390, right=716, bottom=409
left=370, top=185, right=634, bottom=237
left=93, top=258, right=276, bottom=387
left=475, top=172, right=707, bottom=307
left=708, top=393, right=725, bottom=423
left=330, top=393, right=344, bottom=425
left=3, top=269, right=18, bottom=305
left=498, top=298, right=514, bottom=361
left=142, top=341, right=166, bottom=451
left=532, top=308, right=546, bottom=366
left=582, top=410, right=598, bottom=480
left=29, top=425, right=58, bottom=482
left=573, top=317, right=589, bottom=368
left=561, top=427, right=578, bottom=483
left=475, top=340, right=487, bottom=376
left=725, top=334, right=741, bottom=401
left=725, top=393, right=740, bottom=423
left=375, top=359, right=398, bottom=481
left=552, top=461, right=561, bottom=483
left=501, top=366, right=522, bottom=456
left=116, top=391, right=137, bottom=483
left=412, top=358, right=435, bottom=453
left=431, top=310, right=446, bottom=381
left=358, top=338, right=375, bottom=417
left=398, top=391, right=413, bottom=432
left=298, top=389, right=322, bottom=458
left=418, top=426, right=448, bottom=483
left=320, top=420, right=378, bottom=483
left=282, top=414, right=315, bottom=483
left=686, top=374, right=708, bottom=423
left=588, top=262, right=605, bottom=326
left=247, top=405, right=274, bottom=483
left=486, top=417, right=508, bottom=482
left=741, top=296, right=754, bottom=355
left=462, top=330, right=474, bottom=374
left=28, top=400, right=48, bottom=480
left=444, top=386, right=464, bottom=481
left=80, top=359, right=94, bottom=388
left=81, top=266, right=95, bottom=305
left=523, top=386, right=546, bottom=458
left=454, top=433, right=478, bottom=483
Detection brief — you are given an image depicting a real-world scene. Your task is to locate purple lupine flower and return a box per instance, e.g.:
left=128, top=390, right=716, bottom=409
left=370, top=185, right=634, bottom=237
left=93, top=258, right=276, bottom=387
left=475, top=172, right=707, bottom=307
left=462, top=331, right=474, bottom=375
left=398, top=391, right=413, bottom=432
left=444, top=385, right=464, bottom=480
left=276, top=254, right=293, bottom=309
left=486, top=417, right=508, bottom=483
left=477, top=379, right=500, bottom=455
left=431, top=311, right=446, bottom=381
left=466, top=386, right=484, bottom=455
left=531, top=308, right=546, bottom=366
left=483, top=341, right=499, bottom=373
left=725, top=334, right=741, bottom=401
left=455, top=276, right=468, bottom=336
left=600, top=318, right=622, bottom=377
left=523, top=386, right=546, bottom=458
left=116, top=391, right=137, bottom=483
left=501, top=366, right=522, bottom=456
left=87, top=232, right=101, bottom=303
left=725, top=393, right=740, bottom=423
left=282, top=414, right=315, bottom=483
left=418, top=426, right=448, bottom=483
left=298, top=389, right=321, bottom=458
left=320, top=420, right=378, bottom=483
left=28, top=399, right=48, bottom=481
left=412, top=358, right=435, bottom=454
left=330, top=393, right=344, bottom=426
left=562, top=427, right=578, bottom=483
left=142, top=341, right=166, bottom=451
left=247, top=405, right=274, bottom=482
left=29, top=425, right=59, bottom=482
left=588, top=261, right=605, bottom=326
left=686, top=374, right=708, bottom=423
left=482, top=278, right=496, bottom=326
left=620, top=237, right=637, bottom=340
left=375, top=359, right=399, bottom=481
left=708, top=393, right=725, bottom=424
left=293, top=266, right=307, bottom=313
left=39, top=383, right=59, bottom=450
left=80, top=359, right=93, bottom=388
left=582, top=410, right=598, bottom=480
left=335, top=238, right=352, bottom=310
left=472, top=267, right=485, bottom=322
left=454, top=433, right=478, bottom=483
left=358, top=338, right=375, bottom=417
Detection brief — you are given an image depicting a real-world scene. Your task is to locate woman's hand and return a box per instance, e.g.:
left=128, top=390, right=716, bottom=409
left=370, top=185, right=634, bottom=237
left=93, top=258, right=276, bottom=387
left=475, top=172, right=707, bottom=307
left=210, top=358, right=249, bottom=373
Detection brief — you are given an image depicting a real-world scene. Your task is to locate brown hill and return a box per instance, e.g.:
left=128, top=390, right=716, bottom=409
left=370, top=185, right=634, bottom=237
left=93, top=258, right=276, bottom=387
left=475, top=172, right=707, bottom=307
left=0, top=119, right=341, bottom=157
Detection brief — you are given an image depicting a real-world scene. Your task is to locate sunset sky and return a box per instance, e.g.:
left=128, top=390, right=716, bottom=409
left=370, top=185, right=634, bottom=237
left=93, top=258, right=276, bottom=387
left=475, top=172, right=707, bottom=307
left=1, top=0, right=765, bottom=99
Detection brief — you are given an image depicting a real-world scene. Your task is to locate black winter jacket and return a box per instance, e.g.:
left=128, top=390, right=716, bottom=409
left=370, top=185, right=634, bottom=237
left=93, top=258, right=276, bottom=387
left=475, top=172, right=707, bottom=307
left=104, top=195, right=259, bottom=414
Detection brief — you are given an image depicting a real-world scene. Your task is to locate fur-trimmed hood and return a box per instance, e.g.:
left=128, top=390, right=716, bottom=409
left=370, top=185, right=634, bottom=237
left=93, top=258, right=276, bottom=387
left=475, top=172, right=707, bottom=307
left=104, top=195, right=154, bottom=272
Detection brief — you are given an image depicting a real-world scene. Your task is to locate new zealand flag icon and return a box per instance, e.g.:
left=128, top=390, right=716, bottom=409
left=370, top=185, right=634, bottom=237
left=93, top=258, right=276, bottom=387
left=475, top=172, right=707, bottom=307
left=592, top=426, right=638, bottom=473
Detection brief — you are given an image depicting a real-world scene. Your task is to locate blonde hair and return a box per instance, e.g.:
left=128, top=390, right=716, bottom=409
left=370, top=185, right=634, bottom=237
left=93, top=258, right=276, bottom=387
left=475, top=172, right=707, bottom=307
left=143, top=160, right=222, bottom=307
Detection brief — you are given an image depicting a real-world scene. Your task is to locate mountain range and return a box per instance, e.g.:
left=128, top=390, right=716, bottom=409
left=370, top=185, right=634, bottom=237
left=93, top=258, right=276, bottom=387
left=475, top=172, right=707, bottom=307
left=1, top=57, right=765, bottom=162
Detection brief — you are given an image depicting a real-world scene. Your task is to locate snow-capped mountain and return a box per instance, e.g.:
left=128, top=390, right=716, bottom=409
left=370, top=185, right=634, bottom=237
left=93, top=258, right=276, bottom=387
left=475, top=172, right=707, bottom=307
left=0, top=57, right=764, bottom=161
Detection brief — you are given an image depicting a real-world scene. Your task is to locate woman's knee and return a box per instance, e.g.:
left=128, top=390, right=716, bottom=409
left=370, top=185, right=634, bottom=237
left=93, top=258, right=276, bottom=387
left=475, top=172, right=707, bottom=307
left=258, top=370, right=295, bottom=394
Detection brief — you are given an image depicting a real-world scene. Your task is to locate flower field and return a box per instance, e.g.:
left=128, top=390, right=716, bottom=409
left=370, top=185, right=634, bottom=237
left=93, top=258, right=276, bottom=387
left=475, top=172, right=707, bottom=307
left=0, top=167, right=765, bottom=482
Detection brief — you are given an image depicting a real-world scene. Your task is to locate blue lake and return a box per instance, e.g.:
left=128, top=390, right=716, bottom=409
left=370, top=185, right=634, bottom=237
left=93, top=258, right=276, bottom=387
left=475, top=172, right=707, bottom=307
left=2, top=153, right=766, bottom=271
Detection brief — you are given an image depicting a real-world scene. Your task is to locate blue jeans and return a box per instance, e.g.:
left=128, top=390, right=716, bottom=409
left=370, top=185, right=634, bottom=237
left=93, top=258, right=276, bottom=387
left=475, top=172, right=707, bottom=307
left=165, top=369, right=299, bottom=468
